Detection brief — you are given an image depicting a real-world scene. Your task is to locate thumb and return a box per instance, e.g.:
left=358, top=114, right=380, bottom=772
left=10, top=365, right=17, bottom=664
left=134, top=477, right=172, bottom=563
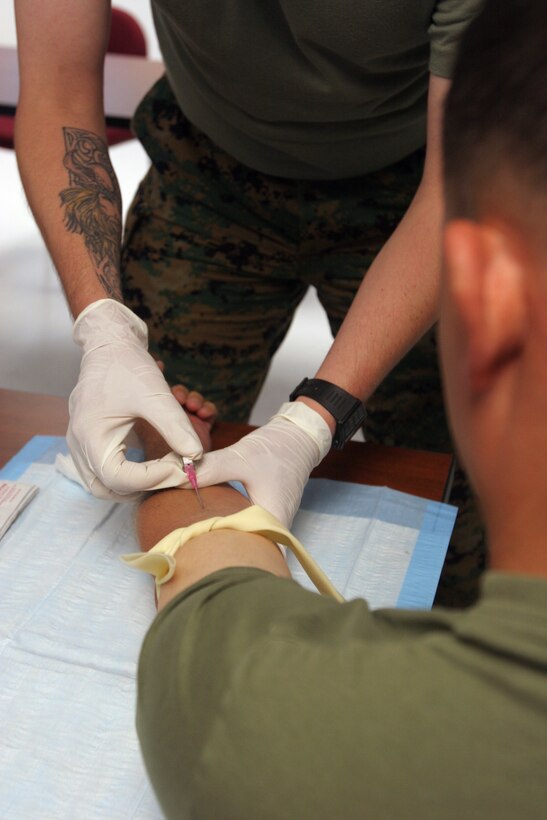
left=141, top=393, right=203, bottom=460
left=193, top=447, right=249, bottom=488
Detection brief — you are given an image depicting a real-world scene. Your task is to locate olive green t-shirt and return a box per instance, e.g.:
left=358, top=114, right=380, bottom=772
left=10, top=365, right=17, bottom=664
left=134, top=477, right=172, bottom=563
left=137, top=570, right=547, bottom=819
left=151, top=0, right=482, bottom=179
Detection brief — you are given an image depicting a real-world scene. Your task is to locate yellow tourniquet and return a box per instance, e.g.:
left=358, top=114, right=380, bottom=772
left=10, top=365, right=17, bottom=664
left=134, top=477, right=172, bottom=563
left=120, top=505, right=343, bottom=602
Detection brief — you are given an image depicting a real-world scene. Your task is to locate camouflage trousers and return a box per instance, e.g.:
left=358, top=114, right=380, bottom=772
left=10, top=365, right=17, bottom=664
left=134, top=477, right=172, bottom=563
left=121, top=76, right=486, bottom=607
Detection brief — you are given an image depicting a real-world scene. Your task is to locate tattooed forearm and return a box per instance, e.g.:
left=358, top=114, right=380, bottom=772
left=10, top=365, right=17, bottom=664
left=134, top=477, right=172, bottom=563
left=59, top=127, right=123, bottom=300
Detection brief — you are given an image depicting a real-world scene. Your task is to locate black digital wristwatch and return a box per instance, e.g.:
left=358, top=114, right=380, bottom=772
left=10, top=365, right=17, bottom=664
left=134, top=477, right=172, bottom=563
left=289, top=378, right=366, bottom=450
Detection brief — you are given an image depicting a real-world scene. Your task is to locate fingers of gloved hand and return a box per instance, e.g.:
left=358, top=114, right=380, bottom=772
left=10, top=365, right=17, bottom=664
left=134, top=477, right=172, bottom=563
left=183, top=409, right=330, bottom=526
left=68, top=300, right=203, bottom=494
left=139, top=392, right=204, bottom=461
left=87, top=476, right=143, bottom=503
left=191, top=429, right=310, bottom=528
left=65, top=408, right=194, bottom=496
left=191, top=447, right=249, bottom=488
left=55, top=452, right=140, bottom=501
left=98, top=446, right=186, bottom=495
left=191, top=449, right=295, bottom=525
left=55, top=452, right=88, bottom=489
left=56, top=450, right=186, bottom=501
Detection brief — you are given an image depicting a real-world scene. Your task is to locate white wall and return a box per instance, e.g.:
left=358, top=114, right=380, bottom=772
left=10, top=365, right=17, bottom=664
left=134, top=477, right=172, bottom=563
left=0, top=1, right=161, bottom=55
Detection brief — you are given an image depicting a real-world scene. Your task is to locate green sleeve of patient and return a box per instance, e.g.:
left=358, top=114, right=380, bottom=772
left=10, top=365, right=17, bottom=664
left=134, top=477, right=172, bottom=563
left=137, top=570, right=547, bottom=820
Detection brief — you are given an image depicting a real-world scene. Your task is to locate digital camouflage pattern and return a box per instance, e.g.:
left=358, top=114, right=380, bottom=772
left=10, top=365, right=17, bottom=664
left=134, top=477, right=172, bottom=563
left=121, top=76, right=486, bottom=607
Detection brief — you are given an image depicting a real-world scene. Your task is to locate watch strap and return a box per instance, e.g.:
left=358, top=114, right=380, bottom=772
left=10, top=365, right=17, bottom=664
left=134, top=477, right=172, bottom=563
left=289, top=378, right=366, bottom=449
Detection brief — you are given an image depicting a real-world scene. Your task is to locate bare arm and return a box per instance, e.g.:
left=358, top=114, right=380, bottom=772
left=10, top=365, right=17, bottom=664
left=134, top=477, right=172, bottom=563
left=138, top=486, right=291, bottom=610
left=15, top=0, right=204, bottom=496
left=14, top=0, right=122, bottom=315
left=301, top=75, right=450, bottom=428
left=136, top=430, right=291, bottom=610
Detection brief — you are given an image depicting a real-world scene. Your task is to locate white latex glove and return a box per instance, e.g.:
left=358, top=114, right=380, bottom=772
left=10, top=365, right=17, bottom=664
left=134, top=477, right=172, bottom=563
left=190, top=402, right=332, bottom=527
left=63, top=298, right=202, bottom=500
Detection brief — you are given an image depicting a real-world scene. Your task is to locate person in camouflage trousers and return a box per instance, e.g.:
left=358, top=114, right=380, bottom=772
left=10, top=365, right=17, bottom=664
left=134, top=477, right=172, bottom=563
left=121, top=76, right=485, bottom=607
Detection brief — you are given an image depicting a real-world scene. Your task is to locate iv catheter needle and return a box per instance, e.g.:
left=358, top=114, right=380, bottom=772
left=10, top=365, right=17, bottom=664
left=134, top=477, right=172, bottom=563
left=182, top=458, right=205, bottom=508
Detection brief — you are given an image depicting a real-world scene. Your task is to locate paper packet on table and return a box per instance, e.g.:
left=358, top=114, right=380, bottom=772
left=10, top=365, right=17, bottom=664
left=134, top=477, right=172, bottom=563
left=0, top=479, right=38, bottom=540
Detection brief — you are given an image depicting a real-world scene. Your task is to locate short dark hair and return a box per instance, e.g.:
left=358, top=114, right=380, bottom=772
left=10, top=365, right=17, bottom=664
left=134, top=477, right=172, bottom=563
left=443, top=0, right=547, bottom=222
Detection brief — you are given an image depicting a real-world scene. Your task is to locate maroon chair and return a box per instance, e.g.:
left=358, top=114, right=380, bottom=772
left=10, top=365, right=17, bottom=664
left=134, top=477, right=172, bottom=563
left=0, top=8, right=147, bottom=149
left=104, top=8, right=148, bottom=145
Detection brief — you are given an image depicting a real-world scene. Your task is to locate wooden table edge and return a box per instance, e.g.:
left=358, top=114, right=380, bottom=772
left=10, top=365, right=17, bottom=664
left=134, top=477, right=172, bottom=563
left=0, top=388, right=454, bottom=502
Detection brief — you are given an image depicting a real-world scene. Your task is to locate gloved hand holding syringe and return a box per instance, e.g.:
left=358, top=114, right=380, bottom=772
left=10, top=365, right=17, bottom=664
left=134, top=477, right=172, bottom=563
left=57, top=299, right=204, bottom=501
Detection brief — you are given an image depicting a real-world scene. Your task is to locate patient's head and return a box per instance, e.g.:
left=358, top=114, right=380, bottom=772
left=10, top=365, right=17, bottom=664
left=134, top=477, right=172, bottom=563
left=440, top=0, right=547, bottom=569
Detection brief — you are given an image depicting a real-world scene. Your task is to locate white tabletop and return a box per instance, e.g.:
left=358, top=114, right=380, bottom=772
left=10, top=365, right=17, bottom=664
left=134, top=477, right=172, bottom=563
left=0, top=46, right=164, bottom=121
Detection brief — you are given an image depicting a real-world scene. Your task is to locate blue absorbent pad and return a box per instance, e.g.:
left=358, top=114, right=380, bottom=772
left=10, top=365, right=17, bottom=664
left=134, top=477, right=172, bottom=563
left=0, top=436, right=456, bottom=818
